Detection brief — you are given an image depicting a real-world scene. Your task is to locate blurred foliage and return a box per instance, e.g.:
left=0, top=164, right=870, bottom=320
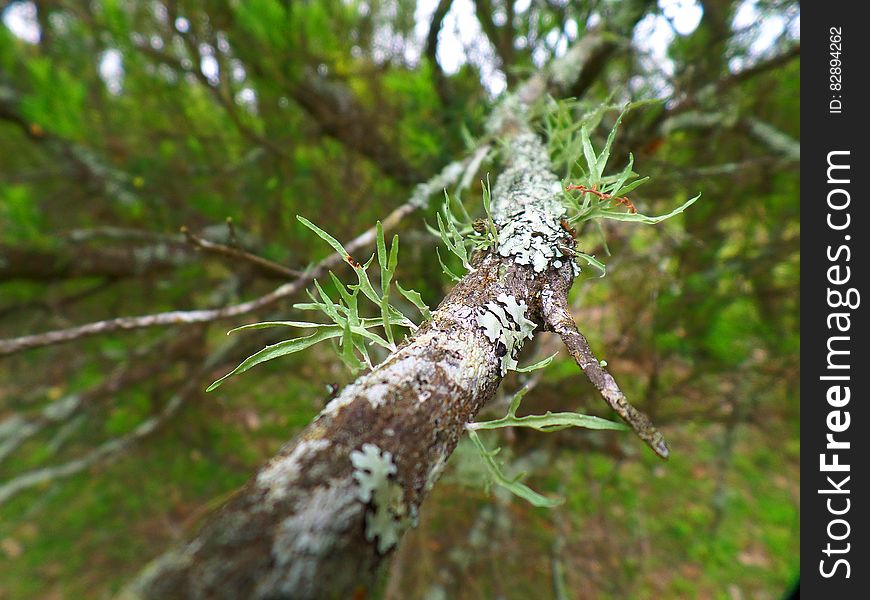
left=0, top=0, right=798, bottom=598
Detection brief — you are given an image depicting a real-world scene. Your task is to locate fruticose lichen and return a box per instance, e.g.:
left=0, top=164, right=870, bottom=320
left=476, top=293, right=536, bottom=375
left=350, top=443, right=409, bottom=553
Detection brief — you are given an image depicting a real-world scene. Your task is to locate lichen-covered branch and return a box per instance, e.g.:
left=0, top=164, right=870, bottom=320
left=121, top=100, right=574, bottom=600
left=119, top=39, right=666, bottom=600
left=121, top=251, right=562, bottom=600
left=540, top=277, right=670, bottom=459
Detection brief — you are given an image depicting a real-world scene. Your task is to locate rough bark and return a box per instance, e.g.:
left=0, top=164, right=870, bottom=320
left=120, top=99, right=577, bottom=600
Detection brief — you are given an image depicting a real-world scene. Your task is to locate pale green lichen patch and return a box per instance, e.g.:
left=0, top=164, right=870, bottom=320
left=496, top=209, right=565, bottom=272
left=489, top=132, right=576, bottom=274
left=476, top=293, right=536, bottom=375
left=350, top=443, right=409, bottom=553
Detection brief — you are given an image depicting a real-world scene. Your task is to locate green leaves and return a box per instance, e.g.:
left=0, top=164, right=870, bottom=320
left=469, top=386, right=627, bottom=433
left=297, top=215, right=349, bottom=259
left=434, top=193, right=474, bottom=273
left=466, top=385, right=628, bottom=507
left=514, top=352, right=559, bottom=373
left=207, top=218, right=431, bottom=390
left=541, top=97, right=701, bottom=224
left=429, top=183, right=499, bottom=281
left=594, top=193, right=701, bottom=224
left=470, top=405, right=628, bottom=433
left=466, top=429, right=563, bottom=508
left=396, top=283, right=432, bottom=320
left=206, top=328, right=342, bottom=392
left=538, top=98, right=701, bottom=281
left=581, top=126, right=599, bottom=181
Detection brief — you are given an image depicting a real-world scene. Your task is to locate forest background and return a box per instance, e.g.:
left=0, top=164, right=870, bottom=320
left=0, top=0, right=799, bottom=598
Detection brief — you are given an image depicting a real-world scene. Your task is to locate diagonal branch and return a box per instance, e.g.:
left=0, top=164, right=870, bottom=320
left=473, top=0, right=515, bottom=75
left=287, top=72, right=424, bottom=185
left=0, top=153, right=479, bottom=356
left=644, top=43, right=801, bottom=137
left=564, top=0, right=656, bottom=99
left=180, top=225, right=304, bottom=279
left=425, top=0, right=454, bottom=107
left=540, top=280, right=669, bottom=459
left=119, top=40, right=646, bottom=600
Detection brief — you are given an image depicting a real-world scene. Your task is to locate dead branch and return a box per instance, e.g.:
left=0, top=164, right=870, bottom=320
left=540, top=279, right=669, bottom=459
left=180, top=225, right=303, bottom=279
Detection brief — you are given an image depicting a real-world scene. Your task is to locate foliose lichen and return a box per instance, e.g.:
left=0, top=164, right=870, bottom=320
left=350, top=443, right=409, bottom=553
left=475, top=293, right=536, bottom=375
left=488, top=132, right=579, bottom=275
left=496, top=208, right=566, bottom=272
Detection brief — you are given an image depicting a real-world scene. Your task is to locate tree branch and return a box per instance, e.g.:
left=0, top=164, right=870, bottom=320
left=564, top=0, right=656, bottom=99
left=540, top=279, right=669, bottom=459
left=0, top=154, right=478, bottom=356
left=644, top=43, right=801, bottom=136
left=0, top=332, right=198, bottom=464
left=425, top=0, right=454, bottom=107
left=0, top=85, right=141, bottom=204
left=0, top=343, right=232, bottom=505
left=473, top=0, right=515, bottom=79
left=0, top=241, right=190, bottom=282
left=119, top=42, right=640, bottom=599
left=180, top=225, right=304, bottom=279
left=287, top=72, right=424, bottom=185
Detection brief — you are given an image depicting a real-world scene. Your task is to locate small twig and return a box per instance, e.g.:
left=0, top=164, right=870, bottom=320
left=541, top=283, right=669, bottom=459
left=180, top=225, right=303, bottom=279
left=566, top=184, right=637, bottom=213
left=225, top=217, right=240, bottom=248
left=0, top=343, right=232, bottom=506
left=0, top=334, right=177, bottom=464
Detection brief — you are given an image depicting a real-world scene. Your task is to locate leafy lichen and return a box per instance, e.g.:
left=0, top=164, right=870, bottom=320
left=475, top=293, right=536, bottom=375
left=350, top=443, right=409, bottom=553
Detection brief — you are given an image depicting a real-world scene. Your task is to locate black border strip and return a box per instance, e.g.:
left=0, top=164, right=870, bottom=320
left=803, top=3, right=868, bottom=596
